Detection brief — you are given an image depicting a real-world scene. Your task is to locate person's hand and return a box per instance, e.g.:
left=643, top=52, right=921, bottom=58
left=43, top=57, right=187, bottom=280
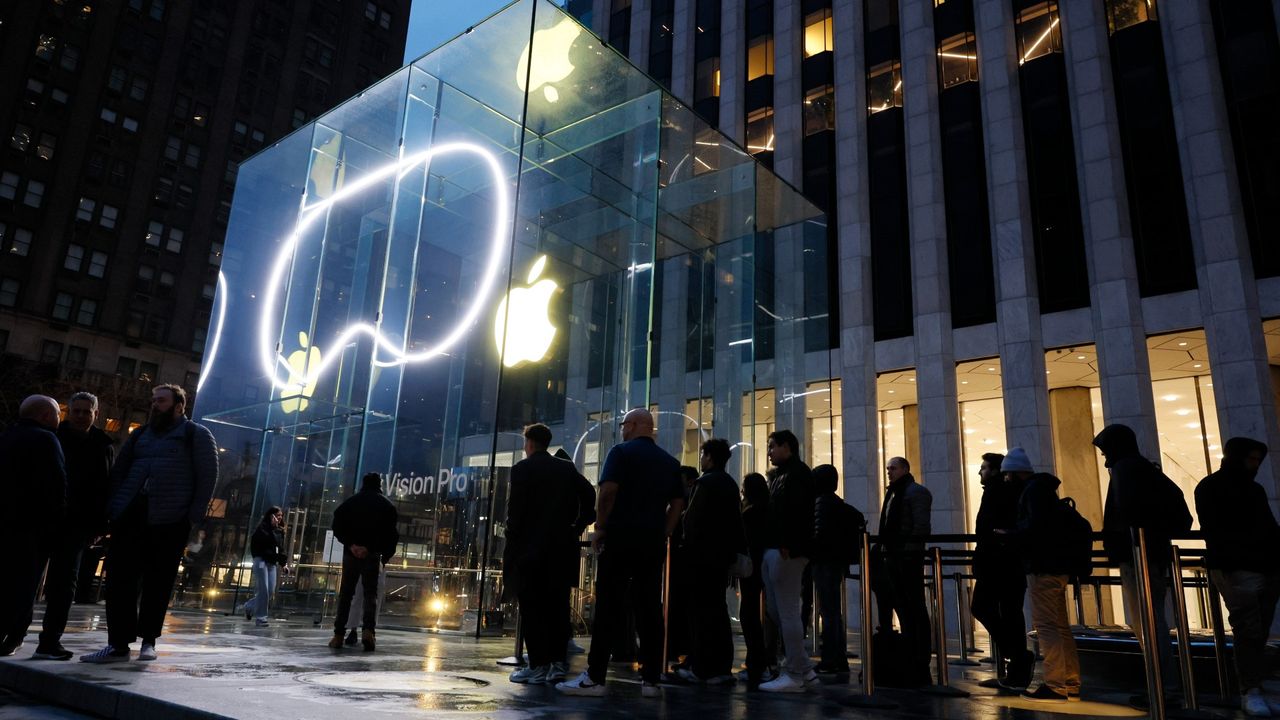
left=351, top=545, right=368, bottom=559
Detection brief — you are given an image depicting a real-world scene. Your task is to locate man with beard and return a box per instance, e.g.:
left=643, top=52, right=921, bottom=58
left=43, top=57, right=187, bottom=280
left=81, top=384, right=218, bottom=664
left=32, top=392, right=115, bottom=660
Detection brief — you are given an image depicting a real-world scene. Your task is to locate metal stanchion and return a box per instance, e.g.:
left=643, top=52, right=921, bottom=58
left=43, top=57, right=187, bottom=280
left=812, top=576, right=821, bottom=656
left=1072, top=577, right=1086, bottom=626
left=843, top=576, right=857, bottom=658
left=922, top=547, right=969, bottom=697
left=964, top=582, right=980, bottom=654
left=1206, top=578, right=1232, bottom=704
left=1092, top=577, right=1105, bottom=625
left=497, top=611, right=526, bottom=666
left=1169, top=546, right=1199, bottom=711
left=949, top=572, right=978, bottom=666
left=1135, top=529, right=1167, bottom=720
left=841, top=532, right=897, bottom=709
left=660, top=537, right=671, bottom=674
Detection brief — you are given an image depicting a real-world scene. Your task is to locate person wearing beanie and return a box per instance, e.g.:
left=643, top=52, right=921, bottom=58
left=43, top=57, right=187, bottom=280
left=1194, top=437, right=1279, bottom=717
left=971, top=452, right=1034, bottom=691
left=328, top=472, right=398, bottom=651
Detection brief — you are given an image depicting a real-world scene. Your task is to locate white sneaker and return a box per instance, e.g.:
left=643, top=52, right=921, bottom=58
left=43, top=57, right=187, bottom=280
left=641, top=681, right=661, bottom=698
left=509, top=665, right=548, bottom=684
left=1243, top=689, right=1273, bottom=718
left=137, top=643, right=157, bottom=661
left=556, top=671, right=606, bottom=697
left=759, top=673, right=807, bottom=693
left=567, top=638, right=586, bottom=655
left=803, top=669, right=820, bottom=686
left=545, top=662, right=569, bottom=683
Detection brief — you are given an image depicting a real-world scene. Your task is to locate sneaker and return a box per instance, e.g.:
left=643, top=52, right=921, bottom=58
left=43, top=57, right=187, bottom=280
left=254, top=619, right=270, bottom=627
left=759, top=673, right=807, bottom=693
left=0, top=637, right=23, bottom=657
left=327, top=632, right=344, bottom=649
left=1022, top=685, right=1068, bottom=703
left=546, top=662, right=569, bottom=683
left=641, top=681, right=661, bottom=698
left=815, top=663, right=849, bottom=675
left=344, top=629, right=358, bottom=646
left=137, top=643, right=157, bottom=661
left=567, top=638, right=585, bottom=655
left=244, top=606, right=252, bottom=620
left=706, top=674, right=735, bottom=686
left=1243, top=689, right=1273, bottom=718
left=361, top=629, right=375, bottom=652
left=80, top=646, right=130, bottom=663
left=675, top=668, right=703, bottom=683
left=509, top=665, right=549, bottom=684
left=997, top=677, right=1030, bottom=694
left=32, top=644, right=74, bottom=661
left=556, top=671, right=606, bottom=697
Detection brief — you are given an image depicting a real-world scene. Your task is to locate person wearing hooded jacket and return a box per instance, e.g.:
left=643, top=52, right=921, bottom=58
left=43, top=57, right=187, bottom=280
left=1093, top=423, right=1187, bottom=705
left=998, top=448, right=1081, bottom=703
left=328, top=472, right=399, bottom=652
left=1195, top=437, right=1280, bottom=717
left=873, top=455, right=932, bottom=687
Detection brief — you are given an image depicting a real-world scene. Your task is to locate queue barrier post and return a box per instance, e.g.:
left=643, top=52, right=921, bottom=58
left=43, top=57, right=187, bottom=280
left=949, top=572, right=978, bottom=666
left=840, top=532, right=897, bottom=709
left=921, top=546, right=969, bottom=697
left=1168, top=545, right=1199, bottom=711
left=1206, top=577, right=1232, bottom=703
left=1135, top=528, right=1167, bottom=720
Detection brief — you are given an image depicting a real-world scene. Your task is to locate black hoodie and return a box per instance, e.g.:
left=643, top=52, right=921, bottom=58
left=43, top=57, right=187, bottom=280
left=764, top=455, right=815, bottom=557
left=1093, top=424, right=1190, bottom=565
left=56, top=421, right=115, bottom=536
left=1194, top=437, right=1279, bottom=573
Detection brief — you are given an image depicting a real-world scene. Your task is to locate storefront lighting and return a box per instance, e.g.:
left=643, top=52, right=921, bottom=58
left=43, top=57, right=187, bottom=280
left=196, top=270, right=228, bottom=391
left=516, top=16, right=584, bottom=103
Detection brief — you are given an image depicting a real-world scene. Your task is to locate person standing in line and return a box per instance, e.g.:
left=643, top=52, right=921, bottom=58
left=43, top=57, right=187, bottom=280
left=327, top=472, right=398, bottom=652
left=247, top=507, right=287, bottom=627
left=676, top=439, right=746, bottom=685
left=342, top=566, right=387, bottom=647
left=0, top=396, right=67, bottom=657
left=872, top=456, right=933, bottom=687
left=81, top=385, right=218, bottom=664
left=757, top=429, right=816, bottom=693
left=810, top=464, right=863, bottom=675
left=556, top=408, right=684, bottom=698
left=738, top=472, right=776, bottom=687
left=32, top=392, right=113, bottom=660
left=970, top=452, right=1034, bottom=690
left=504, top=423, right=595, bottom=685
left=1195, top=437, right=1280, bottom=717
left=996, top=448, right=1082, bottom=703
left=665, top=465, right=699, bottom=674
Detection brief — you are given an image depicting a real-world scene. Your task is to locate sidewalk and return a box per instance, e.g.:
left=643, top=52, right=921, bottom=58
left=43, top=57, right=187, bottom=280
left=0, top=606, right=1212, bottom=719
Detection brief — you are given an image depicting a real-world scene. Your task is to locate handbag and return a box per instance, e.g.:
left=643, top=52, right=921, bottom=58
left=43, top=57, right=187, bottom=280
left=729, top=552, right=754, bottom=579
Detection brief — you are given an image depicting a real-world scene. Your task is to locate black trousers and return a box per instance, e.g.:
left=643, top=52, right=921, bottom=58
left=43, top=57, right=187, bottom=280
left=739, top=570, right=776, bottom=679
left=587, top=544, right=665, bottom=684
left=813, top=560, right=849, bottom=668
left=517, top=574, right=570, bottom=667
left=39, top=534, right=88, bottom=645
left=971, top=572, right=1028, bottom=673
left=333, top=547, right=380, bottom=632
left=0, top=534, right=49, bottom=643
left=873, top=551, right=932, bottom=680
left=105, top=499, right=190, bottom=648
left=665, top=547, right=691, bottom=663
left=688, top=557, right=733, bottom=679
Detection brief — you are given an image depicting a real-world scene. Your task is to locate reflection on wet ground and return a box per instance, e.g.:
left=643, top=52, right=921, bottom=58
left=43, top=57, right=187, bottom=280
left=0, top=606, right=1262, bottom=719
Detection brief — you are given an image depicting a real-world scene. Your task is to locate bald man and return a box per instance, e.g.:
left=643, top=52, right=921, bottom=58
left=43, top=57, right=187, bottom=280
left=0, top=395, right=68, bottom=656
left=556, top=408, right=684, bottom=698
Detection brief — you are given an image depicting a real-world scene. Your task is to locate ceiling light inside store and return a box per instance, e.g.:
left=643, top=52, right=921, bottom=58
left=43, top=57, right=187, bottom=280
left=1162, top=394, right=1179, bottom=402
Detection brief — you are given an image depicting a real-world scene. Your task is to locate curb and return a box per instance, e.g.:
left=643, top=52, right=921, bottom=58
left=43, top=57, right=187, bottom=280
left=0, top=659, right=231, bottom=720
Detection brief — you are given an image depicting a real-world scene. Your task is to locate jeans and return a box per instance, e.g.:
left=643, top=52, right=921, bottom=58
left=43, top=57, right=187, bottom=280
left=587, top=544, right=665, bottom=683
left=104, top=498, right=190, bottom=648
left=1027, top=574, right=1081, bottom=693
left=251, top=559, right=278, bottom=621
left=333, top=548, right=381, bottom=632
left=688, top=557, right=733, bottom=679
left=1119, top=562, right=1179, bottom=693
left=761, top=549, right=812, bottom=679
left=812, top=561, right=849, bottom=669
left=1210, top=569, right=1280, bottom=693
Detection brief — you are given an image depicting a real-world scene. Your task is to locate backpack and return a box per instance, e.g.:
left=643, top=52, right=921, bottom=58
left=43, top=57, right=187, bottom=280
left=1151, top=470, right=1193, bottom=537
left=1056, top=497, right=1094, bottom=578
left=836, top=502, right=867, bottom=565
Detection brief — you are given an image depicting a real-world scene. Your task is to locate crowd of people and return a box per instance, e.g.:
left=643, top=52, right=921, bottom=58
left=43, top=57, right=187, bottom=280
left=0, top=390, right=1277, bottom=716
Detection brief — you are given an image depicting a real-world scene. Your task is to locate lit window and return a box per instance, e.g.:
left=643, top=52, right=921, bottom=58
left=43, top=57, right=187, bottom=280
left=77, top=298, right=97, bottom=326
left=10, top=124, right=33, bottom=152
left=937, top=32, right=978, bottom=88
left=867, top=61, right=903, bottom=114
left=53, top=292, right=74, bottom=321
left=88, top=251, right=108, bottom=277
left=1105, top=0, right=1157, bottom=35
left=747, top=35, right=774, bottom=81
left=65, top=243, right=86, bottom=271
left=145, top=220, right=164, bottom=247
left=11, top=228, right=34, bottom=257
left=803, top=85, right=835, bottom=135
left=36, top=133, right=56, bottom=161
left=694, top=57, right=720, bottom=100
left=35, top=35, right=58, bottom=62
left=803, top=9, right=834, bottom=58
left=100, top=204, right=119, bottom=230
left=24, top=180, right=45, bottom=208
left=746, top=107, right=775, bottom=154
left=209, top=241, right=223, bottom=265
left=1017, top=2, right=1062, bottom=66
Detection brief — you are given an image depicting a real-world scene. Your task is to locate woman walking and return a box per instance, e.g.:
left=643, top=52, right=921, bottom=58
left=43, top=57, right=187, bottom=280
left=248, top=507, right=287, bottom=627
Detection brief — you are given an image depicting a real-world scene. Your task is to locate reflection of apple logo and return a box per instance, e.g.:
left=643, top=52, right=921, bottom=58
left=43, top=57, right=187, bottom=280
left=280, top=331, right=321, bottom=413
left=516, top=16, right=584, bottom=103
left=494, top=256, right=557, bottom=367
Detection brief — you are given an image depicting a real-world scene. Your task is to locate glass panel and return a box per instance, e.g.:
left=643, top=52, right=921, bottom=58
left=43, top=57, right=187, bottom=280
left=937, top=32, right=978, bottom=88
left=747, top=35, right=774, bottom=80
left=957, top=358, right=1006, bottom=532
left=803, top=9, right=834, bottom=58
left=1017, top=1, right=1063, bottom=66
left=1106, top=0, right=1158, bottom=35
left=867, top=61, right=903, bottom=114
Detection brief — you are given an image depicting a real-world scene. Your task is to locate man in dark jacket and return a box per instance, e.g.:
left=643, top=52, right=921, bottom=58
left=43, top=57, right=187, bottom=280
left=1194, top=437, right=1279, bottom=717
left=1093, top=423, right=1186, bottom=704
left=810, top=464, right=860, bottom=674
left=999, top=448, right=1081, bottom=702
left=970, top=452, right=1033, bottom=689
left=758, top=429, right=816, bottom=693
left=556, top=408, right=683, bottom=698
left=504, top=424, right=594, bottom=685
left=328, top=472, right=398, bottom=651
left=872, top=455, right=932, bottom=686
left=81, top=384, right=218, bottom=664
left=676, top=438, right=746, bottom=684
left=0, top=395, right=67, bottom=657
left=33, top=392, right=114, bottom=660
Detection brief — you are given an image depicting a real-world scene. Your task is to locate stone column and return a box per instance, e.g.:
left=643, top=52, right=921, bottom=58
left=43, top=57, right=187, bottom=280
left=1157, top=0, right=1280, bottom=505
left=629, top=0, right=652, bottom=70
left=719, top=0, right=747, bottom=143
left=671, top=0, right=697, bottom=102
left=592, top=0, right=609, bottom=39
left=899, top=1, right=965, bottom=534
left=1057, top=0, right=1160, bottom=459
left=903, top=404, right=921, bottom=478
left=772, top=0, right=803, bottom=185
left=974, top=0, right=1055, bottom=472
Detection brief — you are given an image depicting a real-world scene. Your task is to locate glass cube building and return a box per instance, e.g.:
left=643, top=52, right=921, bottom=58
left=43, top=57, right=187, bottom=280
left=193, top=0, right=832, bottom=630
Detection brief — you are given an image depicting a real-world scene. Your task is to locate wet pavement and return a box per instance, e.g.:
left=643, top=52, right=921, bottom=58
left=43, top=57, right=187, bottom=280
left=0, top=606, right=1265, bottom=719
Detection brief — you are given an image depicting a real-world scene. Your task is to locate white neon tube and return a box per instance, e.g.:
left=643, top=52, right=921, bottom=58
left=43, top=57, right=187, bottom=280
left=196, top=270, right=229, bottom=391
left=258, top=142, right=511, bottom=392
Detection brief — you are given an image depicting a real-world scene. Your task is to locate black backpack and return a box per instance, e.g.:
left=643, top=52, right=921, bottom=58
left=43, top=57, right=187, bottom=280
left=1056, top=497, right=1094, bottom=579
left=836, top=502, right=867, bottom=565
left=1151, top=470, right=1193, bottom=537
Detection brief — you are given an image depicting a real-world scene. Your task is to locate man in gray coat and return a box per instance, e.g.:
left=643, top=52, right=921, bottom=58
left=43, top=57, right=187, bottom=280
left=81, top=384, right=218, bottom=664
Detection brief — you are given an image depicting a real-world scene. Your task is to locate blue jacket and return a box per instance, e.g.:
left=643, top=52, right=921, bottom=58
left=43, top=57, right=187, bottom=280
left=107, top=418, right=219, bottom=525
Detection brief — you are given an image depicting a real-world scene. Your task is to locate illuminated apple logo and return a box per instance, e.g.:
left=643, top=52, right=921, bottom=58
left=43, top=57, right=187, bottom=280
left=280, top=331, right=321, bottom=413
left=516, top=16, right=584, bottom=103
left=494, top=256, right=557, bottom=367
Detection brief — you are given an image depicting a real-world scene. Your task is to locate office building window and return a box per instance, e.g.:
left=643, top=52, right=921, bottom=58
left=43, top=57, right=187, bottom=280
left=747, top=35, right=774, bottom=80
left=804, top=85, right=835, bottom=135
left=100, top=204, right=119, bottom=229
left=76, top=197, right=96, bottom=222
left=77, top=298, right=97, bottom=326
left=53, top=292, right=74, bottom=321
left=1017, top=2, right=1063, bottom=65
left=1106, top=0, right=1157, bottom=35
left=10, top=124, right=32, bottom=152
left=0, top=279, right=18, bottom=307
left=24, top=180, right=44, bottom=208
left=746, top=107, right=775, bottom=154
left=66, top=345, right=88, bottom=369
left=937, top=32, right=978, bottom=88
left=0, top=172, right=18, bottom=200
left=695, top=57, right=720, bottom=100
left=65, top=244, right=85, bottom=272
left=804, top=9, right=834, bottom=58
left=88, top=251, right=108, bottom=278
left=41, top=341, right=64, bottom=364
left=867, top=61, right=903, bottom=114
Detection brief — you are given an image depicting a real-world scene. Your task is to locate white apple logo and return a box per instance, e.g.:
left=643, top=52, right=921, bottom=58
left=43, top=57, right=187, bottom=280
left=494, top=255, right=558, bottom=367
left=516, top=16, right=584, bottom=103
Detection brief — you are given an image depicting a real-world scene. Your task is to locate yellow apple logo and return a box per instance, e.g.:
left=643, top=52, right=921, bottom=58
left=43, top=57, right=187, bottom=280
left=280, top=331, right=321, bottom=413
left=516, top=16, right=584, bottom=103
left=494, top=256, right=557, bottom=367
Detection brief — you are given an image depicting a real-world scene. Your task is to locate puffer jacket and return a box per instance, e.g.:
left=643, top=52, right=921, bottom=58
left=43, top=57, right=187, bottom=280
left=764, top=456, right=815, bottom=557
left=107, top=418, right=219, bottom=525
